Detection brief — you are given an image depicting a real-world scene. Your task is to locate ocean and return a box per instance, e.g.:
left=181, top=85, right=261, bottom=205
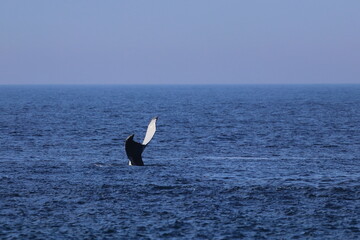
left=1, top=85, right=360, bottom=239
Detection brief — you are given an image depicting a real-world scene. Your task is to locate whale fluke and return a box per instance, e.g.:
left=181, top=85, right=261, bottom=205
left=142, top=117, right=157, bottom=145
left=125, top=117, right=158, bottom=166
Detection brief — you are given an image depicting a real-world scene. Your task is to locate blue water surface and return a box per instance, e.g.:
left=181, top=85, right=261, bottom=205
left=1, top=85, right=360, bottom=239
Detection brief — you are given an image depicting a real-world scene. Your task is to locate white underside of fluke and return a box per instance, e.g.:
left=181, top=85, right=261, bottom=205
left=142, top=117, right=157, bottom=145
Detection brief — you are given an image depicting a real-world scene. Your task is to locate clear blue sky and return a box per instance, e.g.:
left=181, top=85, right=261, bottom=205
left=1, top=0, right=359, bottom=84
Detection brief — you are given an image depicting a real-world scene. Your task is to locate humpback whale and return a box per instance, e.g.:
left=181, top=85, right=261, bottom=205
left=125, top=117, right=158, bottom=166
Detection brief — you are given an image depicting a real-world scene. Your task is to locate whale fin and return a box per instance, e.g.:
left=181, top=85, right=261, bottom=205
left=125, top=117, right=158, bottom=166
left=142, top=117, right=158, bottom=145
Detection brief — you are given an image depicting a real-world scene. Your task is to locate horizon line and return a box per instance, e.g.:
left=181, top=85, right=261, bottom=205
left=1, top=83, right=360, bottom=86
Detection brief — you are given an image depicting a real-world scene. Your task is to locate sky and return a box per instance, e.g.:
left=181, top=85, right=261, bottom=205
left=1, top=0, right=360, bottom=85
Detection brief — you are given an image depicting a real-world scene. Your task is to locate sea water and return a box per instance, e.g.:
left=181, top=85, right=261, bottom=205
left=0, top=85, right=359, bottom=239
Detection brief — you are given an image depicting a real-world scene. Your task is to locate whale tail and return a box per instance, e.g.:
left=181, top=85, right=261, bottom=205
left=125, top=117, right=158, bottom=166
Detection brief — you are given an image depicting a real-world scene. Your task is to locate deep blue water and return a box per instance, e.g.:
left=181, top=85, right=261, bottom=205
left=1, top=85, right=360, bottom=239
